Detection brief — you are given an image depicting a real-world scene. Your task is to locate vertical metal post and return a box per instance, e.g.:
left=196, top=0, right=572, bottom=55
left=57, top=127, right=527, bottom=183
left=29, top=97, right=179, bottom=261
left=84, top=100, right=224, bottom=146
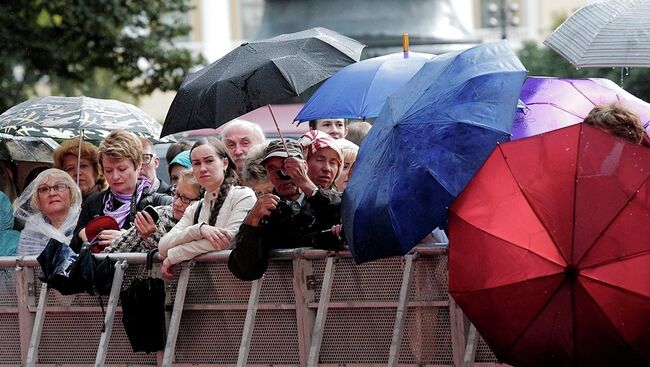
left=293, top=257, right=315, bottom=366
left=95, top=260, right=128, bottom=367
left=464, top=323, right=479, bottom=367
left=387, top=254, right=415, bottom=366
left=306, top=256, right=336, bottom=367
left=25, top=284, right=49, bottom=367
left=236, top=278, right=263, bottom=367
left=449, top=295, right=468, bottom=367
left=162, top=261, right=193, bottom=367
left=15, top=262, right=34, bottom=365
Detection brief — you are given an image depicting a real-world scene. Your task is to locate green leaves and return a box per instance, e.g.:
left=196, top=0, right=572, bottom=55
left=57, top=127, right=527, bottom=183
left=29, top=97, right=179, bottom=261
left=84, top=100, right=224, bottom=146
left=0, top=0, right=203, bottom=113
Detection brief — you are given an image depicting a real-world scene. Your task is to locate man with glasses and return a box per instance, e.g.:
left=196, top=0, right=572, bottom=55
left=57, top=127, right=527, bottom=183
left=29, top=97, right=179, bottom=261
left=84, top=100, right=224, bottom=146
left=139, top=138, right=172, bottom=195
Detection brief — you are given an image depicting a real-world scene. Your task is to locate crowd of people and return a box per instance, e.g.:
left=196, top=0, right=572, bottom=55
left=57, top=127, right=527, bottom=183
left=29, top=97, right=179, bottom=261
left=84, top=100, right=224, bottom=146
left=0, top=103, right=645, bottom=281
left=0, top=116, right=369, bottom=281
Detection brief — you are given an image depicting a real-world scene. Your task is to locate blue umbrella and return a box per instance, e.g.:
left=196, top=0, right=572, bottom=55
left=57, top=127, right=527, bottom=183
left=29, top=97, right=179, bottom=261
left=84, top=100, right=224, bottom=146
left=294, top=52, right=434, bottom=122
left=342, top=41, right=527, bottom=263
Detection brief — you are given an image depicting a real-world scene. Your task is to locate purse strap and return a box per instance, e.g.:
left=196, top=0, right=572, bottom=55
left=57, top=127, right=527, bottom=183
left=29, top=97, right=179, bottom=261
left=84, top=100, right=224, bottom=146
left=146, top=248, right=159, bottom=271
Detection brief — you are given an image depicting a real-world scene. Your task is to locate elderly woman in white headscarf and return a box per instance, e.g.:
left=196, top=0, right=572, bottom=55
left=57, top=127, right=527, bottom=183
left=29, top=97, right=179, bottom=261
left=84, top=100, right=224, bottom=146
left=14, top=168, right=82, bottom=256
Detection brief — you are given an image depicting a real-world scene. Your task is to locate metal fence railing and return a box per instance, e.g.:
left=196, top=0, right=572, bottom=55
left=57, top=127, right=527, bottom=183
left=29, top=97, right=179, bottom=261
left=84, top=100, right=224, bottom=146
left=0, top=245, right=503, bottom=366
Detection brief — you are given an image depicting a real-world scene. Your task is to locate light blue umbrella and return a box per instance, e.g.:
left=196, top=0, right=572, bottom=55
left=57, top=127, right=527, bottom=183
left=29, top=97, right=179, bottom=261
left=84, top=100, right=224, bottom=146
left=342, top=40, right=527, bottom=263
left=295, top=52, right=433, bottom=122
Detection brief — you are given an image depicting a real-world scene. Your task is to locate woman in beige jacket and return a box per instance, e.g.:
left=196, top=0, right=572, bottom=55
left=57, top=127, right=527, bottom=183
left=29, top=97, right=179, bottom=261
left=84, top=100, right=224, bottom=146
left=159, top=137, right=256, bottom=279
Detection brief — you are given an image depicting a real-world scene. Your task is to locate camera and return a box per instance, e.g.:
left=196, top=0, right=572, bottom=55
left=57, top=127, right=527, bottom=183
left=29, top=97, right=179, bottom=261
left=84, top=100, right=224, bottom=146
left=261, top=199, right=301, bottom=226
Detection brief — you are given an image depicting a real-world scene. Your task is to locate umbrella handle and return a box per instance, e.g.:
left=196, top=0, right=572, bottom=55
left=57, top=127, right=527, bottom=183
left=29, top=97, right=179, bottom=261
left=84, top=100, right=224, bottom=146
left=77, top=129, right=84, bottom=185
left=268, top=104, right=290, bottom=155
left=267, top=104, right=292, bottom=180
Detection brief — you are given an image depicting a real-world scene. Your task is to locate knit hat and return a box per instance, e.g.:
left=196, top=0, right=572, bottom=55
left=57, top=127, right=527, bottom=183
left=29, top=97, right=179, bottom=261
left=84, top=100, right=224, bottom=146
left=169, top=150, right=191, bottom=169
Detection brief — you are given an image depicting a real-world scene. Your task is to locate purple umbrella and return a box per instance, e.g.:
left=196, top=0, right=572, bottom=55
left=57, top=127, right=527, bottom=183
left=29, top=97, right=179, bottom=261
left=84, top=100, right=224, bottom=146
left=512, top=77, right=650, bottom=140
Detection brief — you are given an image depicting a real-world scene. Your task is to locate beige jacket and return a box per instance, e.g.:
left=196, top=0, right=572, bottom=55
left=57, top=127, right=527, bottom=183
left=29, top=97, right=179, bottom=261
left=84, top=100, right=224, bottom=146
left=159, top=185, right=256, bottom=264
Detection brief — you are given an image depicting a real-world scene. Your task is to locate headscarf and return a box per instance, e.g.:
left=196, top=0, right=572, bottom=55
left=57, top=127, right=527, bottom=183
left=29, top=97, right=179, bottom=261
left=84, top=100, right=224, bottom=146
left=0, top=192, right=19, bottom=256
left=14, top=169, right=82, bottom=256
left=298, top=130, right=344, bottom=163
left=103, top=177, right=151, bottom=228
left=298, top=131, right=345, bottom=186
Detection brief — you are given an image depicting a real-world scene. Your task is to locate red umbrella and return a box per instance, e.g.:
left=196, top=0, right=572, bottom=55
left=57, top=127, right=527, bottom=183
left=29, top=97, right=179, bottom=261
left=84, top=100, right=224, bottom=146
left=449, top=124, right=650, bottom=367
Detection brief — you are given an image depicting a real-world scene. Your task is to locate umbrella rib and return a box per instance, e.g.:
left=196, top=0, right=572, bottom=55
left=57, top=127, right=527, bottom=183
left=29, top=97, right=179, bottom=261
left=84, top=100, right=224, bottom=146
left=574, top=277, right=648, bottom=365
left=580, top=269, right=650, bottom=301
left=580, top=247, right=650, bottom=274
left=524, top=102, right=586, bottom=120
left=454, top=202, right=567, bottom=270
left=568, top=80, right=602, bottom=107
left=504, top=274, right=569, bottom=357
left=498, top=144, right=572, bottom=266
left=571, top=126, right=584, bottom=266
left=575, top=166, right=650, bottom=266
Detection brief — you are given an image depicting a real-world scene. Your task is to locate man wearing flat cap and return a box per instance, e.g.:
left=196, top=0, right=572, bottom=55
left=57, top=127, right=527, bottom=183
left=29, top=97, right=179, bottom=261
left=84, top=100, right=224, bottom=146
left=228, top=137, right=343, bottom=281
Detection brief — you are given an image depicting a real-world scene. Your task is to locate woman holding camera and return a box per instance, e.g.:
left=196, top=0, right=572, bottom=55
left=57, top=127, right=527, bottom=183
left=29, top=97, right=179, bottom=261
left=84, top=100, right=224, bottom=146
left=158, top=137, right=256, bottom=279
left=104, top=169, right=202, bottom=253
left=70, top=130, right=172, bottom=253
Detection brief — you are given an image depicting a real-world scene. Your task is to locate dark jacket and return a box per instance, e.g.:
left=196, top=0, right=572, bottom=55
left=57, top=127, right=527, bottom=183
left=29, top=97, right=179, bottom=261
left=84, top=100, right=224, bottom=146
left=70, top=188, right=172, bottom=253
left=155, top=179, right=172, bottom=195
left=228, top=188, right=343, bottom=281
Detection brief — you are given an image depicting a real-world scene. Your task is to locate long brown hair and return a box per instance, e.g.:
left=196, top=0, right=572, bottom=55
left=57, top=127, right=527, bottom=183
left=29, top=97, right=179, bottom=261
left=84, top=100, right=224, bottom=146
left=190, top=137, right=239, bottom=224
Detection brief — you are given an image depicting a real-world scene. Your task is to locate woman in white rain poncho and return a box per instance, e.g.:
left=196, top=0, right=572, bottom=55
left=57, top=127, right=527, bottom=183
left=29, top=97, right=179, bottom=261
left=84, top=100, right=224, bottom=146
left=14, top=168, right=82, bottom=256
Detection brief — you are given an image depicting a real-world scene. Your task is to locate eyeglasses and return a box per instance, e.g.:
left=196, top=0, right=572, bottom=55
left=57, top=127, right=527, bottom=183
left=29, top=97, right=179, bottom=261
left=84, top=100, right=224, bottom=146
left=173, top=192, right=199, bottom=205
left=37, top=183, right=69, bottom=195
left=142, top=154, right=155, bottom=165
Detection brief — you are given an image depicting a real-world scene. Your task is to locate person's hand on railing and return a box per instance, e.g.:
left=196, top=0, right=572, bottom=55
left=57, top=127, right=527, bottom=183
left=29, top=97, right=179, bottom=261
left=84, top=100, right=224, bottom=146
left=200, top=224, right=232, bottom=250
left=331, top=224, right=342, bottom=238
left=161, top=257, right=176, bottom=280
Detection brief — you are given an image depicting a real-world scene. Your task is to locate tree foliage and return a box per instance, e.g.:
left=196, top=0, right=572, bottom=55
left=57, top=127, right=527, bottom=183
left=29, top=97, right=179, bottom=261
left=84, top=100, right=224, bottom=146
left=0, top=1, right=203, bottom=112
left=518, top=41, right=650, bottom=103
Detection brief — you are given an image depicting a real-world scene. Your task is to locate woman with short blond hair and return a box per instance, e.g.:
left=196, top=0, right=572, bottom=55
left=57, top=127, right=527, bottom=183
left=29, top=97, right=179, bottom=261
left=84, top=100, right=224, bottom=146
left=105, top=169, right=202, bottom=253
left=70, top=130, right=171, bottom=253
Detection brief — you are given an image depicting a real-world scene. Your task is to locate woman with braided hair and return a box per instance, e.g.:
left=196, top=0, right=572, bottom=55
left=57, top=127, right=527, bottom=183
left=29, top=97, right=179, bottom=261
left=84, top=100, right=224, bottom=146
left=158, top=137, right=256, bottom=279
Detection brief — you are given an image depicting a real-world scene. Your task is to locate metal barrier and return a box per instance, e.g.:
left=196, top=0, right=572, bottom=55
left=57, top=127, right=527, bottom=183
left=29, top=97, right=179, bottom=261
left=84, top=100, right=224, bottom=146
left=0, top=245, right=504, bottom=366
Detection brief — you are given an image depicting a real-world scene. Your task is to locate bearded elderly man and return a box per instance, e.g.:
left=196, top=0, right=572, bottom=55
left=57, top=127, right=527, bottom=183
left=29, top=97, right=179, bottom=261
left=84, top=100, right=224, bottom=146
left=228, top=138, right=343, bottom=281
left=221, top=119, right=266, bottom=175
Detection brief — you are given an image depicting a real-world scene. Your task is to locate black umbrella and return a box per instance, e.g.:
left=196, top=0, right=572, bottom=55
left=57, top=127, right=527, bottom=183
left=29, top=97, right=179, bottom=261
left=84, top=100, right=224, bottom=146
left=161, top=27, right=365, bottom=137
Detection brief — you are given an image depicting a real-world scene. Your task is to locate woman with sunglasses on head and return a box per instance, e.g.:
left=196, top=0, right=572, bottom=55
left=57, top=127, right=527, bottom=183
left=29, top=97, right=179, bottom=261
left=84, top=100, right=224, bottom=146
left=14, top=168, right=82, bottom=256
left=158, top=137, right=256, bottom=279
left=104, top=169, right=201, bottom=253
left=70, top=130, right=172, bottom=253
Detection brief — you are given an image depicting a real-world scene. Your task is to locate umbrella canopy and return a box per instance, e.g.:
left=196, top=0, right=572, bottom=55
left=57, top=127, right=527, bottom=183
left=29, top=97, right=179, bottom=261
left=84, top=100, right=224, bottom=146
left=513, top=77, right=650, bottom=140
left=294, top=51, right=434, bottom=122
left=544, top=0, right=650, bottom=67
left=342, top=40, right=526, bottom=263
left=0, top=135, right=58, bottom=163
left=0, top=96, right=170, bottom=143
left=161, top=27, right=365, bottom=137
left=449, top=124, right=650, bottom=367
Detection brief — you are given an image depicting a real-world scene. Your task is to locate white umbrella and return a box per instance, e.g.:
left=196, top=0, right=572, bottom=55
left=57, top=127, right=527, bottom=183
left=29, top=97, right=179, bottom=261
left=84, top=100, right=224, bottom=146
left=544, top=0, right=650, bottom=67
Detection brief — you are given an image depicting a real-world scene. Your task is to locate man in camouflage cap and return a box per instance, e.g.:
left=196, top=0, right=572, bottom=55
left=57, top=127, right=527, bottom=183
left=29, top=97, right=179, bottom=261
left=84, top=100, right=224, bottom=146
left=229, top=139, right=343, bottom=281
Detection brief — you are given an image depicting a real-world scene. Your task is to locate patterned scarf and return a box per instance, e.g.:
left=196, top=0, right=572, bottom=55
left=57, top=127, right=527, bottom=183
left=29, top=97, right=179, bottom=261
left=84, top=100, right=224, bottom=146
left=103, top=178, right=151, bottom=228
